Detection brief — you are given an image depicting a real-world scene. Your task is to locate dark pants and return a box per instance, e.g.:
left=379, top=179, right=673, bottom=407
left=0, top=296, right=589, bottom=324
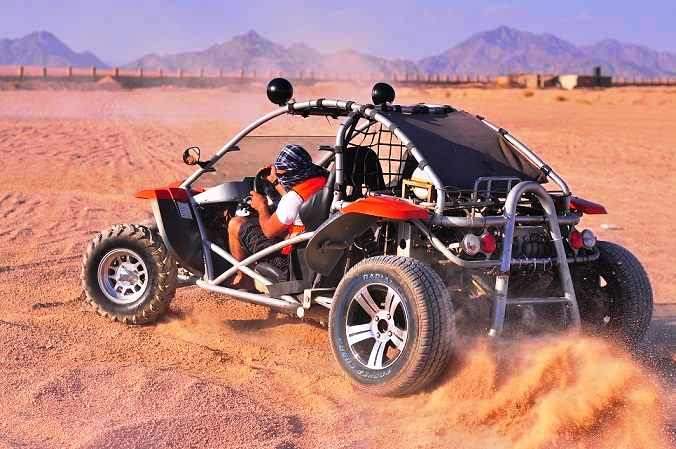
left=237, top=218, right=289, bottom=276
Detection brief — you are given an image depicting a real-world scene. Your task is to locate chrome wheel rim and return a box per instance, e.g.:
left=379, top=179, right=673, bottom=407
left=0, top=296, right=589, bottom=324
left=97, top=249, right=149, bottom=305
left=345, top=283, right=409, bottom=370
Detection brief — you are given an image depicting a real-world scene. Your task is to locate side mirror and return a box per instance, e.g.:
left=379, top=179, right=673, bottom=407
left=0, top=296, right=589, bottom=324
left=267, top=78, right=293, bottom=106
left=182, top=146, right=200, bottom=166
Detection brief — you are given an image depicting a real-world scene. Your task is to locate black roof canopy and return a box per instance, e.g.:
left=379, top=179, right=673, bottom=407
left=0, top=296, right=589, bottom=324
left=382, top=109, right=546, bottom=190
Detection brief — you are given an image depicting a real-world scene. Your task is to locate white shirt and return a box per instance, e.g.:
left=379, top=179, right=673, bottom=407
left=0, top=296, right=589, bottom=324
left=275, top=190, right=305, bottom=226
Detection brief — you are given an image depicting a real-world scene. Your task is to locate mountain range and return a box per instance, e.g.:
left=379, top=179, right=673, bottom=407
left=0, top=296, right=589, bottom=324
left=2, top=27, right=676, bottom=78
left=127, top=30, right=418, bottom=77
left=0, top=31, right=107, bottom=68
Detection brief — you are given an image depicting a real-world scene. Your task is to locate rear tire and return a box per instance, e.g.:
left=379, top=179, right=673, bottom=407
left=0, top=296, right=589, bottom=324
left=573, top=241, right=653, bottom=346
left=329, top=256, right=455, bottom=396
left=81, top=224, right=177, bottom=324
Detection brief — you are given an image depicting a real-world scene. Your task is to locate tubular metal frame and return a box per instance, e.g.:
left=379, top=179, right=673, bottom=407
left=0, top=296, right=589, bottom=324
left=175, top=97, right=583, bottom=334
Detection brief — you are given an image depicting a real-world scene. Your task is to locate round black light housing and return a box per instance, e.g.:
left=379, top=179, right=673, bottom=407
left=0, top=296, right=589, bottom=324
left=267, top=78, right=293, bottom=106
left=371, top=82, right=395, bottom=105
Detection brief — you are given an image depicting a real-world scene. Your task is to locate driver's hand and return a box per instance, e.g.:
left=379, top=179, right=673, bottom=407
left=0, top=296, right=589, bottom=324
left=266, top=165, right=278, bottom=184
left=250, top=191, right=267, bottom=212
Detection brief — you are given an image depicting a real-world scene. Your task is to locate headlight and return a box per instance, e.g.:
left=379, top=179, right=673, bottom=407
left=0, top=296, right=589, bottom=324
left=461, top=234, right=481, bottom=256
left=581, top=229, right=597, bottom=249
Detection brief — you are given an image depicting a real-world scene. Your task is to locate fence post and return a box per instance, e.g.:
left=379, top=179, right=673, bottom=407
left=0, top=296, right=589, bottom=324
left=114, top=67, right=119, bottom=78
left=219, top=68, right=223, bottom=79
left=18, top=65, right=24, bottom=80
left=179, top=69, right=183, bottom=79
left=200, top=68, right=204, bottom=78
left=159, top=69, right=163, bottom=79
left=42, top=67, right=47, bottom=78
left=68, top=66, right=73, bottom=78
left=92, top=66, right=97, bottom=79
left=139, top=67, right=143, bottom=79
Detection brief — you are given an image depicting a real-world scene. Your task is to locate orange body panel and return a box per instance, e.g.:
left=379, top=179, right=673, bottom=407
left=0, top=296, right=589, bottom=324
left=135, top=186, right=204, bottom=202
left=135, top=187, right=190, bottom=201
left=342, top=196, right=430, bottom=221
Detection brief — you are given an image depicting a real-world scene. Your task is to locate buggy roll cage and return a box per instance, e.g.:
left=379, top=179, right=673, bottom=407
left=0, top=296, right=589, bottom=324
left=177, top=96, right=586, bottom=336
left=180, top=98, right=572, bottom=211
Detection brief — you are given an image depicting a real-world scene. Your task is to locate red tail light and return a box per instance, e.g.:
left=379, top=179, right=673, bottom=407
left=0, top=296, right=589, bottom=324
left=480, top=232, right=497, bottom=254
left=569, top=229, right=583, bottom=250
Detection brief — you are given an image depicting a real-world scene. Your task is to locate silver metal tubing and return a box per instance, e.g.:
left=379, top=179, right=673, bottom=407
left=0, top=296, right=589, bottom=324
left=513, top=251, right=599, bottom=265
left=364, top=109, right=447, bottom=213
left=208, top=242, right=272, bottom=287
left=480, top=118, right=571, bottom=195
left=507, top=297, right=571, bottom=305
left=430, top=213, right=580, bottom=228
left=437, top=251, right=599, bottom=268
left=488, top=275, right=509, bottom=337
left=413, top=220, right=598, bottom=269
left=196, top=280, right=300, bottom=313
left=335, top=111, right=361, bottom=189
left=211, top=232, right=314, bottom=286
left=496, top=181, right=580, bottom=335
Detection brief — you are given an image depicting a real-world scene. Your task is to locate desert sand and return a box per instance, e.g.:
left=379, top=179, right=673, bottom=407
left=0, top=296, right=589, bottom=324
left=0, top=83, right=674, bottom=449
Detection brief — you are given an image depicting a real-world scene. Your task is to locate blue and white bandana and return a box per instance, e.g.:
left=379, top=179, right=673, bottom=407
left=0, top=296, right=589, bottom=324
left=273, top=144, right=328, bottom=189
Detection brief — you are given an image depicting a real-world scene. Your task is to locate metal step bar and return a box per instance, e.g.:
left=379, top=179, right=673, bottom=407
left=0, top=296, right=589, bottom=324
left=507, top=297, right=571, bottom=305
left=488, top=181, right=580, bottom=336
left=196, top=280, right=303, bottom=315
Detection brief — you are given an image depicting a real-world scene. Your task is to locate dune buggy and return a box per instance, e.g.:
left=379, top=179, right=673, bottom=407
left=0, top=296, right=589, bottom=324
left=81, top=79, right=653, bottom=396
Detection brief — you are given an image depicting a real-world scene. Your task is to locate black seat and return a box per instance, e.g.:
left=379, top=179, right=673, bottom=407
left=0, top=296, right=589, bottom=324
left=298, top=164, right=336, bottom=231
left=343, top=146, right=386, bottom=201
left=298, top=147, right=386, bottom=231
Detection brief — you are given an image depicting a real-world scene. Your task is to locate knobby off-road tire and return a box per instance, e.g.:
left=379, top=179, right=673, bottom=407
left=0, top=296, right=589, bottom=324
left=81, top=224, right=177, bottom=324
left=574, top=241, right=653, bottom=346
left=329, top=255, right=455, bottom=396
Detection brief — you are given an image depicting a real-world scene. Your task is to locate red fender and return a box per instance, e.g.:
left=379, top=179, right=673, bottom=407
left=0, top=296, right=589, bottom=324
left=135, top=185, right=204, bottom=202
left=570, top=196, right=607, bottom=215
left=342, top=196, right=430, bottom=221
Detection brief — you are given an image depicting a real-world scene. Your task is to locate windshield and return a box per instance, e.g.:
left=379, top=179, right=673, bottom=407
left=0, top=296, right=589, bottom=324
left=194, top=135, right=336, bottom=188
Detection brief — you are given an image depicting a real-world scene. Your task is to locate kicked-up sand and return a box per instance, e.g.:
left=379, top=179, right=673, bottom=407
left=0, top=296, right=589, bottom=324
left=0, top=83, right=674, bottom=448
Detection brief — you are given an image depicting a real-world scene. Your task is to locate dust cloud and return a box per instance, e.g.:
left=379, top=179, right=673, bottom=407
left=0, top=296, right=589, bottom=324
left=388, top=335, right=670, bottom=449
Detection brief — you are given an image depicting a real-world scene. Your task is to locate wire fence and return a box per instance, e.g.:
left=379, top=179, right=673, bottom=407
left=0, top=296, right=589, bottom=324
left=0, top=65, right=674, bottom=88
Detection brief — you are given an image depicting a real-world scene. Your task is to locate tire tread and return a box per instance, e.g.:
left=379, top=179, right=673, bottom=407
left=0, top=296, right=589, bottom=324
left=330, top=255, right=455, bottom=396
left=80, top=224, right=177, bottom=324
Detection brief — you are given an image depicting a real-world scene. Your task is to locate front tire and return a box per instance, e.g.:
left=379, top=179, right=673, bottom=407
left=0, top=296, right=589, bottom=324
left=573, top=241, right=653, bottom=346
left=329, top=256, right=455, bottom=396
left=81, top=224, right=177, bottom=324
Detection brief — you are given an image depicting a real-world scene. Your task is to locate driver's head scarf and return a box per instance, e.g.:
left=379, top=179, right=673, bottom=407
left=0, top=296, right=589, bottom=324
left=273, top=144, right=328, bottom=189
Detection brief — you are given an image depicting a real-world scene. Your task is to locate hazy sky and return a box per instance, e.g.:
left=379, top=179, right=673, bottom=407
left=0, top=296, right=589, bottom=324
left=3, top=0, right=675, bottom=65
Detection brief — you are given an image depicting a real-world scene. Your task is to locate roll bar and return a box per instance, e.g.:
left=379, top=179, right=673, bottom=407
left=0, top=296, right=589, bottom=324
left=179, top=98, right=571, bottom=215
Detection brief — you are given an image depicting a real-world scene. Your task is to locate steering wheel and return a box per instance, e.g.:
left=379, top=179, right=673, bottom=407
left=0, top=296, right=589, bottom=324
left=253, top=166, right=282, bottom=210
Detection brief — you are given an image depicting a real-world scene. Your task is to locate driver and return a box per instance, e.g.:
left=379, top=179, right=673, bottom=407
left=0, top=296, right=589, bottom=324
left=227, top=144, right=328, bottom=289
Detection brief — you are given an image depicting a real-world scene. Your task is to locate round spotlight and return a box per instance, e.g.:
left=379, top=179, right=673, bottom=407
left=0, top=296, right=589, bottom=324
left=267, top=78, right=293, bottom=106
left=581, top=229, right=597, bottom=249
left=461, top=234, right=481, bottom=256
left=371, top=82, right=395, bottom=105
